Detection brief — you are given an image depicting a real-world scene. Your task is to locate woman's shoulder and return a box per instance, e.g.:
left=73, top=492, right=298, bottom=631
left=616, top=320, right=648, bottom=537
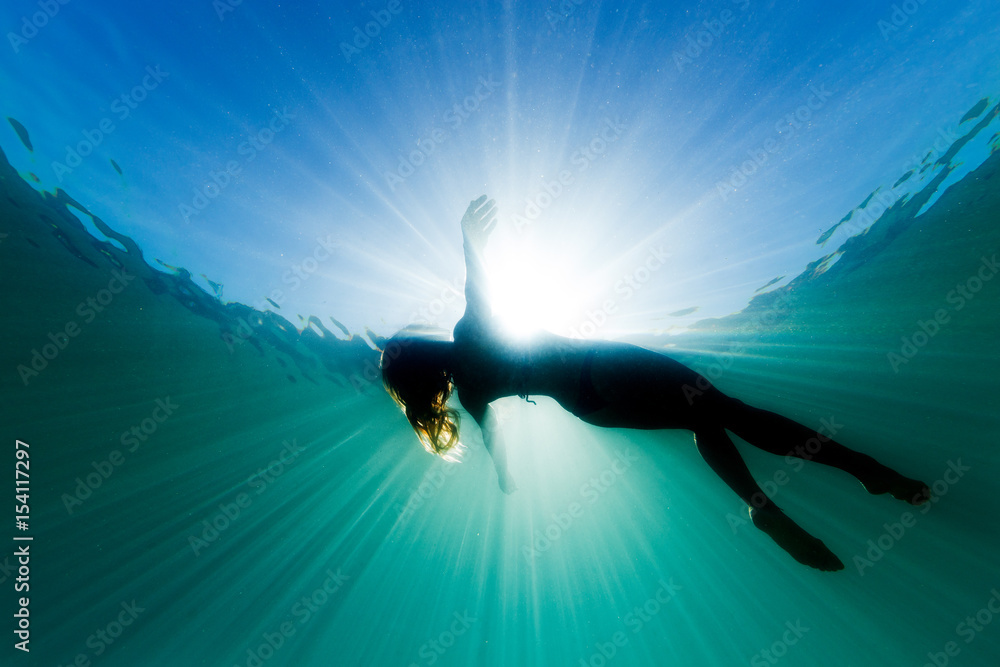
left=453, top=313, right=504, bottom=343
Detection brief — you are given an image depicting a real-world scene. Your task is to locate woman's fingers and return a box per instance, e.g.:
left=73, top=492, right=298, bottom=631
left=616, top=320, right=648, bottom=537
left=466, top=197, right=496, bottom=223
left=479, top=200, right=497, bottom=220
left=475, top=197, right=495, bottom=216
left=475, top=198, right=496, bottom=219
left=463, top=196, right=485, bottom=222
left=463, top=196, right=498, bottom=238
left=463, top=196, right=489, bottom=225
left=482, top=206, right=498, bottom=234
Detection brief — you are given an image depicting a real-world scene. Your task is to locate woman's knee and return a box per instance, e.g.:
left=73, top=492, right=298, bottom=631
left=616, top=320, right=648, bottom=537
left=685, top=386, right=742, bottom=427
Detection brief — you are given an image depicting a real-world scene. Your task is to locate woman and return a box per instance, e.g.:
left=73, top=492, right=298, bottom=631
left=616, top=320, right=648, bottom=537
left=381, top=195, right=930, bottom=571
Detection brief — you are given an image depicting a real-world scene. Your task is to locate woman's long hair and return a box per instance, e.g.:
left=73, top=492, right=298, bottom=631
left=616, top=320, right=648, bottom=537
left=380, top=329, right=462, bottom=460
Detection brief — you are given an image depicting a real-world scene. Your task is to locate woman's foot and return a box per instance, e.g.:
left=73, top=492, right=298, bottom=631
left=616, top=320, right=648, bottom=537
left=750, top=506, right=844, bottom=572
left=859, top=468, right=931, bottom=505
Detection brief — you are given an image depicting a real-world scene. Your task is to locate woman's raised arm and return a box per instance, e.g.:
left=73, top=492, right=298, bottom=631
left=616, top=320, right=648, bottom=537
left=460, top=195, right=498, bottom=321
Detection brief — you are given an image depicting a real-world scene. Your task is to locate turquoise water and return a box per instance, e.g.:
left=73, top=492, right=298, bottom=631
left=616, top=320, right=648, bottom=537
left=4, top=103, right=1000, bottom=666
left=3, top=3, right=1000, bottom=666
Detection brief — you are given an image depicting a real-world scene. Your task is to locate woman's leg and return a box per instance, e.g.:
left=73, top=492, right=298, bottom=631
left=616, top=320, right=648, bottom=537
left=694, top=426, right=844, bottom=571
left=706, top=395, right=930, bottom=505
left=570, top=343, right=930, bottom=569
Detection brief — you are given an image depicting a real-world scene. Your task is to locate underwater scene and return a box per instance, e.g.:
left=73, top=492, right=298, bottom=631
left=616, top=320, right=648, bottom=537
left=2, top=1, right=1000, bottom=665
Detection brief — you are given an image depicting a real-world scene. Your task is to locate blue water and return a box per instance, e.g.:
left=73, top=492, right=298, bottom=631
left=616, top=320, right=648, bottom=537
left=2, top=2, right=1000, bottom=666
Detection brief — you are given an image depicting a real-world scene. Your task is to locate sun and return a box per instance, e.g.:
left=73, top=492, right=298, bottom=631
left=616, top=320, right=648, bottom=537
left=486, top=245, right=586, bottom=339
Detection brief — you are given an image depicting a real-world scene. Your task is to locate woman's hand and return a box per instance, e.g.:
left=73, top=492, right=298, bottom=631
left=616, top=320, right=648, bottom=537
left=498, top=469, right=518, bottom=495
left=461, top=195, right=498, bottom=250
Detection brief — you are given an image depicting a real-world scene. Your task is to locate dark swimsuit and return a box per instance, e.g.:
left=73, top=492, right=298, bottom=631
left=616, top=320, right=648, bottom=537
left=515, top=351, right=536, bottom=405
left=573, top=348, right=607, bottom=416
left=515, top=345, right=606, bottom=416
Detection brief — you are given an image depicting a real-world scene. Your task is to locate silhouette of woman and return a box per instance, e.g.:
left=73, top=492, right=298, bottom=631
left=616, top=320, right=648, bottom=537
left=381, top=195, right=930, bottom=571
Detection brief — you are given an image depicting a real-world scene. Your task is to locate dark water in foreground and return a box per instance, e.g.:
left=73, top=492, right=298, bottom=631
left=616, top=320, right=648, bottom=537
left=2, top=104, right=1000, bottom=665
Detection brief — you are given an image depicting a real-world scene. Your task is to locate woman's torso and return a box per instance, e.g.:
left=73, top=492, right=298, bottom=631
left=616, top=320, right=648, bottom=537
left=451, top=315, right=591, bottom=409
